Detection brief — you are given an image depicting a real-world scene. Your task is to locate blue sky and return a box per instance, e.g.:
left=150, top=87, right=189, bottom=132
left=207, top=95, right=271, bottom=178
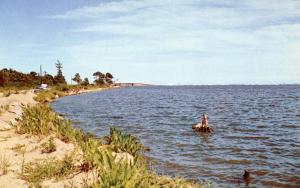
left=0, top=0, right=299, bottom=85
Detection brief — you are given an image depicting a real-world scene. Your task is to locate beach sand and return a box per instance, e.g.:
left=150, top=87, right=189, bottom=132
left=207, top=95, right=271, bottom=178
left=0, top=89, right=101, bottom=187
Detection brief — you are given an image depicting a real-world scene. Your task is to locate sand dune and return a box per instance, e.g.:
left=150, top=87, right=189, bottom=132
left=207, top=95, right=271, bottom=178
left=0, top=90, right=89, bottom=187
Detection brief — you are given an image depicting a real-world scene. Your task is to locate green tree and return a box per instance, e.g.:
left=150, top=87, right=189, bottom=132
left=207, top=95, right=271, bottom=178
left=81, top=77, right=89, bottom=86
left=43, top=74, right=55, bottom=85
left=30, top=71, right=38, bottom=77
left=72, top=73, right=82, bottom=85
left=105, top=72, right=114, bottom=84
left=54, top=60, right=66, bottom=84
left=93, top=71, right=105, bottom=85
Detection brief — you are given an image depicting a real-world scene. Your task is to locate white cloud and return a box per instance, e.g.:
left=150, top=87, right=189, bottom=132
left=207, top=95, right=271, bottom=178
left=48, top=0, right=300, bottom=84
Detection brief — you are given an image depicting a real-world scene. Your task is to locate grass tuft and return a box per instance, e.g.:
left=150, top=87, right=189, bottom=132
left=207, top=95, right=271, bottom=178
left=0, top=105, right=9, bottom=114
left=41, top=137, right=56, bottom=154
left=14, top=105, right=57, bottom=136
left=34, top=89, right=65, bottom=103
left=21, top=153, right=76, bottom=186
left=0, top=153, right=10, bottom=175
left=108, top=127, right=142, bottom=156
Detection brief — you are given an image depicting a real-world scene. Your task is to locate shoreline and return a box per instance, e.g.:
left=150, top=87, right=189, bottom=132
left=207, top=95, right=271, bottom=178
left=0, top=87, right=107, bottom=187
left=0, top=86, right=202, bottom=187
left=0, top=86, right=122, bottom=187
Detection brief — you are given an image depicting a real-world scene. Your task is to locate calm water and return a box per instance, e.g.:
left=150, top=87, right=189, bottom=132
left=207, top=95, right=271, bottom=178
left=52, top=85, right=300, bottom=187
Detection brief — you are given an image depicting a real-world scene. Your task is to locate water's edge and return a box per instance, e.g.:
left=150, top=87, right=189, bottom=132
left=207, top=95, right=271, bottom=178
left=52, top=85, right=300, bottom=187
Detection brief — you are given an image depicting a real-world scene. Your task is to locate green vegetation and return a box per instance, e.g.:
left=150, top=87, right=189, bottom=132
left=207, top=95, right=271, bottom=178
left=82, top=77, right=90, bottom=86
left=109, top=127, right=143, bottom=156
left=14, top=105, right=59, bottom=136
left=0, top=153, right=10, bottom=175
left=54, top=60, right=66, bottom=84
left=33, top=83, right=111, bottom=103
left=21, top=153, right=76, bottom=186
left=14, top=105, right=206, bottom=187
left=90, top=150, right=148, bottom=188
left=93, top=71, right=114, bottom=85
left=41, top=137, right=56, bottom=154
left=72, top=73, right=82, bottom=85
left=0, top=86, right=33, bottom=96
left=33, top=88, right=65, bottom=103
left=0, top=62, right=115, bottom=89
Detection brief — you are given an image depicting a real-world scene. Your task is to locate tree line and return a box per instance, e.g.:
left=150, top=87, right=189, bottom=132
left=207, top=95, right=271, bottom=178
left=0, top=60, right=114, bottom=87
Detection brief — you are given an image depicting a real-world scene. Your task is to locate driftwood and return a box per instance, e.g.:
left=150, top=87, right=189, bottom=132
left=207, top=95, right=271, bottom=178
left=192, top=125, right=213, bottom=133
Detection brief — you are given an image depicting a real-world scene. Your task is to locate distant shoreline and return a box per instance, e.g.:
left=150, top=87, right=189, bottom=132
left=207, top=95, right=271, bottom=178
left=134, top=84, right=300, bottom=87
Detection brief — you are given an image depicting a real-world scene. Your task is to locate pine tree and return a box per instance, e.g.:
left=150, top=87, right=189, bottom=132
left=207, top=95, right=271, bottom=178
left=54, top=60, right=66, bottom=84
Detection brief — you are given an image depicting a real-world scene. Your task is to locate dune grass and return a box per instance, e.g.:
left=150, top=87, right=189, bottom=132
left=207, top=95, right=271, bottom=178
left=0, top=85, right=33, bottom=97
left=0, top=153, right=10, bottom=175
left=33, top=83, right=110, bottom=103
left=1, top=89, right=19, bottom=97
left=14, top=105, right=58, bottom=136
left=21, top=153, right=76, bottom=186
left=0, top=105, right=9, bottom=115
left=34, top=89, right=65, bottom=103
left=89, top=150, right=149, bottom=188
left=108, top=127, right=143, bottom=156
left=40, top=137, right=56, bottom=154
left=15, top=105, right=206, bottom=187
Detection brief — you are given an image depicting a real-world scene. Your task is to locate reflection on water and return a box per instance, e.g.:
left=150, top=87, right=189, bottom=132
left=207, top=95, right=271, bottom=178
left=52, top=85, right=300, bottom=187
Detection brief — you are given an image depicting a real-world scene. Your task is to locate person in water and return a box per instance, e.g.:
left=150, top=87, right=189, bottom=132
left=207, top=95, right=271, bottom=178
left=194, top=113, right=208, bottom=128
left=201, top=113, right=208, bottom=128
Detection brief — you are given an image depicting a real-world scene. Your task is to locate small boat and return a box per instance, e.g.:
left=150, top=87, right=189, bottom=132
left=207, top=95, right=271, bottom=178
left=192, top=124, right=213, bottom=133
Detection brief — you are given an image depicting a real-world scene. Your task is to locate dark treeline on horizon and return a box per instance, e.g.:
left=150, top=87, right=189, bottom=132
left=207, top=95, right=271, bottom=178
left=0, top=60, right=114, bottom=87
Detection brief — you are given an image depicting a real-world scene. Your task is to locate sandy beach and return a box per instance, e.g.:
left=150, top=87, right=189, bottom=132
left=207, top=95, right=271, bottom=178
left=0, top=89, right=104, bottom=187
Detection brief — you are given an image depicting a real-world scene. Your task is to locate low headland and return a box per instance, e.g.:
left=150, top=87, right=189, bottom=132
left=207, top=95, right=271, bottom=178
left=0, top=86, right=208, bottom=187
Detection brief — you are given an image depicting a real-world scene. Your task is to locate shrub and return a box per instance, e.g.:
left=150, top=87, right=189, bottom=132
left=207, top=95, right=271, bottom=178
left=108, top=127, right=142, bottom=156
left=53, top=84, right=71, bottom=92
left=91, top=151, right=149, bottom=188
left=14, top=105, right=58, bottom=136
left=34, top=90, right=55, bottom=103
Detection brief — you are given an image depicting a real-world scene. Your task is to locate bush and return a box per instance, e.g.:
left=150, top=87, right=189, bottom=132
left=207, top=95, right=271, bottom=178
left=53, top=84, right=71, bottom=92
left=91, top=150, right=149, bottom=188
left=34, top=89, right=65, bottom=103
left=14, top=105, right=58, bottom=136
left=109, top=127, right=142, bottom=156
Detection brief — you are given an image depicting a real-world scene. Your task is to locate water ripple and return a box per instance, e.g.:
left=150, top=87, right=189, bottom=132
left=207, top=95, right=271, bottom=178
left=52, top=85, right=300, bottom=187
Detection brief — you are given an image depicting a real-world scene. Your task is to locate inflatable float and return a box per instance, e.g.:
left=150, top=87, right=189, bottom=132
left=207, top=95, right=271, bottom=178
left=192, top=124, right=213, bottom=133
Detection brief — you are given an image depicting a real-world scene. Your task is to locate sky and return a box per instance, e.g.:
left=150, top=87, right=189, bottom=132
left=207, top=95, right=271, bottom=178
left=0, top=0, right=299, bottom=85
